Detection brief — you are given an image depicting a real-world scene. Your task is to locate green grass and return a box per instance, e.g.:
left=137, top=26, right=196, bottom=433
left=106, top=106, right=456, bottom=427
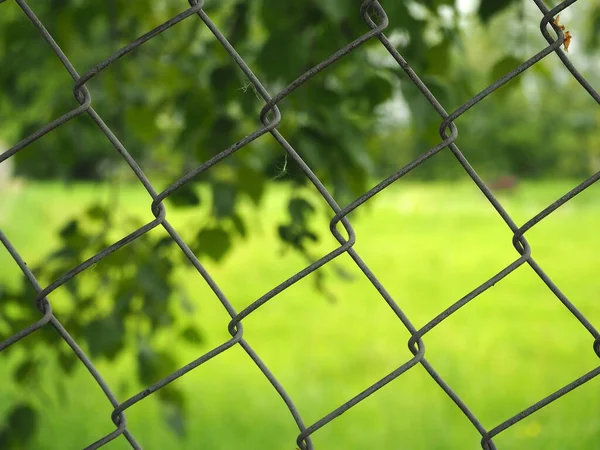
left=1, top=180, right=599, bottom=449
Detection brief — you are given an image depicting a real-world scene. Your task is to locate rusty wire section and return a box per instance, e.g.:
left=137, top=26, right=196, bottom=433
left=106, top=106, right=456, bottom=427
left=1, top=0, right=599, bottom=448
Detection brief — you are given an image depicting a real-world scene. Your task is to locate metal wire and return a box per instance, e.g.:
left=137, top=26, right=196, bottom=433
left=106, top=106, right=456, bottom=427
left=1, top=0, right=599, bottom=448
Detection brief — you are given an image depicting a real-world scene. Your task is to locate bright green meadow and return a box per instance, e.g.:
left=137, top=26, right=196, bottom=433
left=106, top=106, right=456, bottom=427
left=0, top=180, right=599, bottom=449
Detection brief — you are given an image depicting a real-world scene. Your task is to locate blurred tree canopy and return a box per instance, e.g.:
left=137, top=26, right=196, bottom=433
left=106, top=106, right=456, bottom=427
left=2, top=0, right=600, bottom=447
left=1, top=0, right=525, bottom=184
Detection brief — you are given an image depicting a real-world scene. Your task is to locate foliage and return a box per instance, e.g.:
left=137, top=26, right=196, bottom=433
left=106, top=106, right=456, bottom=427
left=0, top=204, right=198, bottom=445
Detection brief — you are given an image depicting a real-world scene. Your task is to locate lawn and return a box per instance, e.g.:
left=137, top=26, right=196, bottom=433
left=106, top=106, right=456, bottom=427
left=0, top=179, right=599, bottom=450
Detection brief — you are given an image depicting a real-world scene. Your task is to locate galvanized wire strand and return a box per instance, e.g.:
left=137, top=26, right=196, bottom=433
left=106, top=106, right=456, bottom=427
left=1, top=0, right=598, bottom=448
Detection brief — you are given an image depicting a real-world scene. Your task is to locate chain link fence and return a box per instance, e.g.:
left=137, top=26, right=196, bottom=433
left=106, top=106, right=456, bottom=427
left=1, top=0, right=599, bottom=448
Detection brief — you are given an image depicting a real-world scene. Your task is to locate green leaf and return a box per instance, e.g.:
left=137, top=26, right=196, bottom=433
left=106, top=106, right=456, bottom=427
left=159, top=386, right=187, bottom=438
left=256, top=32, right=310, bottom=82
left=362, top=75, right=394, bottom=108
left=212, top=182, right=237, bottom=219
left=588, top=7, right=600, bottom=49
left=230, top=213, right=247, bottom=238
left=226, top=1, right=250, bottom=46
left=317, top=0, right=355, bottom=24
left=375, top=2, right=410, bottom=28
left=491, top=56, right=522, bottom=96
left=424, top=0, right=455, bottom=7
left=153, top=236, right=174, bottom=251
left=125, top=106, right=158, bottom=144
left=288, top=197, right=315, bottom=225
left=304, top=84, right=341, bottom=111
left=491, top=56, right=522, bottom=82
left=168, top=184, right=201, bottom=208
left=424, top=75, right=453, bottom=110
left=137, top=347, right=179, bottom=386
left=165, top=404, right=186, bottom=439
left=86, top=204, right=108, bottom=221
left=157, top=384, right=186, bottom=408
left=0, top=430, right=9, bottom=448
left=210, top=65, right=240, bottom=97
left=48, top=246, right=79, bottom=261
left=58, top=351, right=78, bottom=375
left=178, top=291, right=196, bottom=314
left=259, top=1, right=324, bottom=35
left=14, top=358, right=41, bottom=387
left=426, top=41, right=451, bottom=77
left=193, top=227, right=232, bottom=262
left=238, top=166, right=265, bottom=206
left=180, top=326, right=203, bottom=345
left=531, top=60, right=552, bottom=82
left=1, top=404, right=38, bottom=446
left=59, top=219, right=79, bottom=238
left=83, top=315, right=125, bottom=359
left=101, top=245, right=131, bottom=269
left=210, top=115, right=239, bottom=156
left=277, top=224, right=296, bottom=247
left=137, top=260, right=173, bottom=323
left=478, top=0, right=518, bottom=23
left=277, top=224, right=318, bottom=251
left=114, top=285, right=135, bottom=316
left=421, top=120, right=446, bottom=148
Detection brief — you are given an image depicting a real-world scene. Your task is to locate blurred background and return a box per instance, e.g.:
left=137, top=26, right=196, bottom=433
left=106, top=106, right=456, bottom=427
left=1, top=0, right=600, bottom=448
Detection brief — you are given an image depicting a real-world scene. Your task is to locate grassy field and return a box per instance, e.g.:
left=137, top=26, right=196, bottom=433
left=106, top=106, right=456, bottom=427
left=1, top=180, right=599, bottom=449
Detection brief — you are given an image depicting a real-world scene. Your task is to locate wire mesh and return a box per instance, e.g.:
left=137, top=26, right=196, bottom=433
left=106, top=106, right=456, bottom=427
left=1, top=0, right=599, bottom=449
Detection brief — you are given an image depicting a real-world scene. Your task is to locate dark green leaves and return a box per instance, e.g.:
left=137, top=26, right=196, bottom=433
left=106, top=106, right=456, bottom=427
left=225, top=1, right=250, bottom=46
left=288, top=198, right=315, bottom=224
left=0, top=404, right=38, bottom=449
left=238, top=166, right=265, bottom=206
left=57, top=350, right=79, bottom=375
left=136, top=344, right=189, bottom=438
left=491, top=56, right=522, bottom=82
left=210, top=65, right=241, bottom=98
left=587, top=7, right=600, bottom=49
left=125, top=106, right=158, bottom=144
left=180, top=326, right=203, bottom=345
left=13, top=358, right=41, bottom=387
left=210, top=115, right=239, bottom=156
left=408, top=75, right=453, bottom=147
left=86, top=204, right=109, bottom=221
left=426, top=41, right=451, bottom=77
left=136, top=345, right=190, bottom=439
left=83, top=315, right=125, bottom=359
left=212, top=182, right=237, bottom=219
left=478, top=0, right=518, bottom=23
left=137, top=347, right=180, bottom=386
left=257, top=33, right=311, bottom=82
left=230, top=213, right=247, bottom=238
left=168, top=184, right=201, bottom=208
left=158, top=385, right=187, bottom=438
left=278, top=224, right=318, bottom=252
left=362, top=75, right=394, bottom=109
left=138, top=260, right=173, bottom=310
left=278, top=197, right=318, bottom=252
left=59, top=219, right=79, bottom=239
left=317, top=0, right=356, bottom=24
left=491, top=55, right=523, bottom=96
left=193, top=227, right=232, bottom=262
